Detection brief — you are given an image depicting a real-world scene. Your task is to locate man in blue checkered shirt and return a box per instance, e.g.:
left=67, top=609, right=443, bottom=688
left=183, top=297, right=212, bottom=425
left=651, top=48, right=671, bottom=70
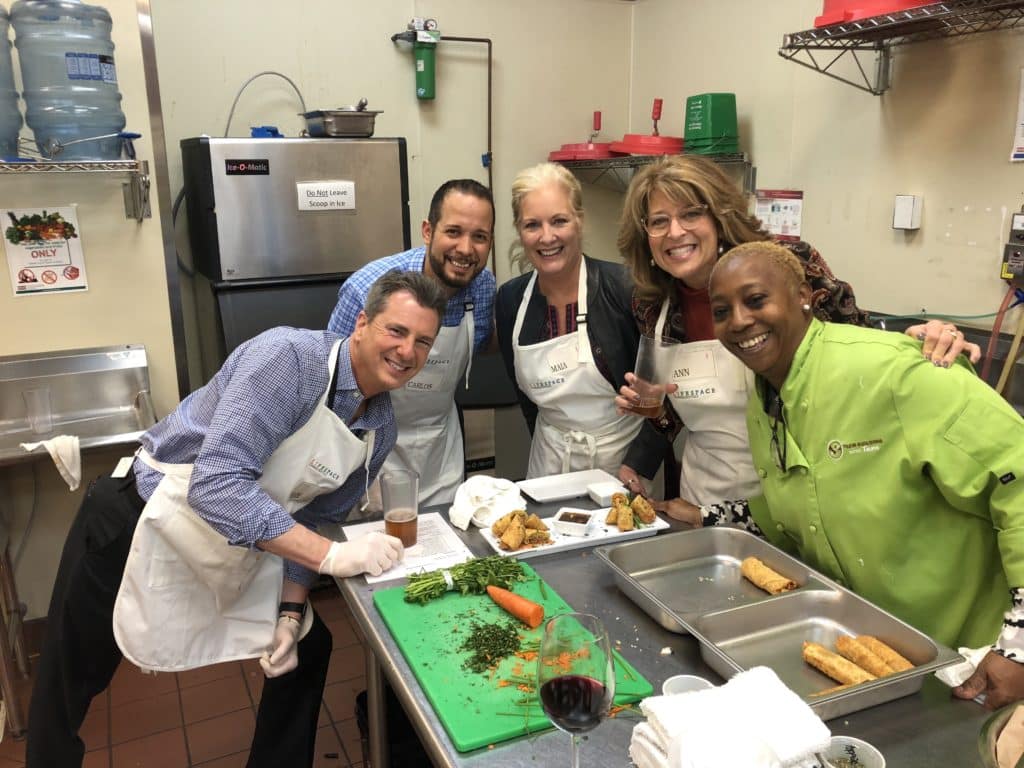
left=328, top=178, right=496, bottom=507
left=27, top=272, right=447, bottom=768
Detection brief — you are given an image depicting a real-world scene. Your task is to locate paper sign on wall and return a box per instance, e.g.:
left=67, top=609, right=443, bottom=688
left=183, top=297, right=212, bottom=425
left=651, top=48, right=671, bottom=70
left=3, top=206, right=88, bottom=296
left=1011, top=67, right=1024, bottom=162
left=755, top=189, right=804, bottom=242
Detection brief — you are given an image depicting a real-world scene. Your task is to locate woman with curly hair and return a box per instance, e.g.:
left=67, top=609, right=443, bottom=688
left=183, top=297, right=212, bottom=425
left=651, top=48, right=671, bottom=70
left=614, top=155, right=979, bottom=527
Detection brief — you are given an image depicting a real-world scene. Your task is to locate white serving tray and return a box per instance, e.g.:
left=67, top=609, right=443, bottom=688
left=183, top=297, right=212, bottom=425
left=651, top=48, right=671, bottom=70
left=479, top=509, right=669, bottom=560
left=516, top=469, right=619, bottom=503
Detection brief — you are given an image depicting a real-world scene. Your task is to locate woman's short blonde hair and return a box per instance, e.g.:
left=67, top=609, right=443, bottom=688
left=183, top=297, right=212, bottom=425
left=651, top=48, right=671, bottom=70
left=618, top=155, right=769, bottom=302
left=508, top=162, right=584, bottom=273
left=710, top=240, right=806, bottom=297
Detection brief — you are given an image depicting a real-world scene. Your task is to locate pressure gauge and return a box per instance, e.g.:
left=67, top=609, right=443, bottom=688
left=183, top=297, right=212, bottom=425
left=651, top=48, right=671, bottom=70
left=425, top=18, right=438, bottom=30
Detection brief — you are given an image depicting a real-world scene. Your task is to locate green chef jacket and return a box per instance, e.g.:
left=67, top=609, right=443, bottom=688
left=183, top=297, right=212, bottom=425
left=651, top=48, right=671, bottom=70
left=747, top=319, right=1024, bottom=648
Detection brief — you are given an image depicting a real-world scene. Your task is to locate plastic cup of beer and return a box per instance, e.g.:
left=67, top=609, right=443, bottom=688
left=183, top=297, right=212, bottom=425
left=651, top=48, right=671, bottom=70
left=630, top=335, right=673, bottom=417
left=381, top=469, right=419, bottom=547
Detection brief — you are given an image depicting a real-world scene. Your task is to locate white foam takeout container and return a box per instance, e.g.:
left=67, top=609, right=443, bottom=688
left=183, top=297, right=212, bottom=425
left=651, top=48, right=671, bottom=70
left=587, top=480, right=629, bottom=506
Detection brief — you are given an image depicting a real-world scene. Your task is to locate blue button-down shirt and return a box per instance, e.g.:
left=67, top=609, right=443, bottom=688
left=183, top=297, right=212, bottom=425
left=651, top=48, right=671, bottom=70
left=134, top=327, right=397, bottom=586
left=327, top=246, right=495, bottom=350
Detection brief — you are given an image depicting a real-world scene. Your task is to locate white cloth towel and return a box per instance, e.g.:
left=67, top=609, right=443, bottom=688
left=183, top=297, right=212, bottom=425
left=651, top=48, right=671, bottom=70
left=635, top=666, right=830, bottom=768
left=934, top=645, right=986, bottom=688
left=629, top=722, right=670, bottom=768
left=20, top=435, right=81, bottom=490
left=447, top=475, right=526, bottom=531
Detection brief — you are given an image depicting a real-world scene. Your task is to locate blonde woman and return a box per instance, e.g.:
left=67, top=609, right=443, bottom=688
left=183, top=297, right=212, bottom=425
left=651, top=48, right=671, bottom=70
left=495, top=163, right=663, bottom=479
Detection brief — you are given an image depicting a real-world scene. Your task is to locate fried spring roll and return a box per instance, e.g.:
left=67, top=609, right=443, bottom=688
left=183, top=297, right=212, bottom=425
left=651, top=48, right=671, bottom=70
left=740, top=556, right=797, bottom=595
left=631, top=494, right=656, bottom=524
left=856, top=635, right=913, bottom=672
left=605, top=506, right=619, bottom=525
left=809, top=683, right=852, bottom=698
left=835, top=636, right=895, bottom=678
left=802, top=641, right=876, bottom=686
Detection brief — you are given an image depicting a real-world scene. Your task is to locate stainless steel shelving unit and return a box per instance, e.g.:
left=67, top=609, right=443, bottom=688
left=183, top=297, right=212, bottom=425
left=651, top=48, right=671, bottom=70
left=779, top=0, right=1024, bottom=95
left=557, top=152, right=756, bottom=195
left=0, top=159, right=151, bottom=221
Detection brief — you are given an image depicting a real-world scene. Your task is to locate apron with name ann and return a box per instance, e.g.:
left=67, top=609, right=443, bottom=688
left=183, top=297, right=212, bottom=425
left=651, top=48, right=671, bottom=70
left=385, top=302, right=473, bottom=507
left=654, top=300, right=761, bottom=505
left=513, top=260, right=642, bottom=478
left=113, top=341, right=375, bottom=672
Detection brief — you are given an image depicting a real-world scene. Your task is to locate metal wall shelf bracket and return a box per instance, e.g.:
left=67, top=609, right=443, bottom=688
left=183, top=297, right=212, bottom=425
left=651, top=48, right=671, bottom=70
left=780, top=0, right=1024, bottom=95
left=0, top=159, right=152, bottom=221
left=557, top=153, right=756, bottom=195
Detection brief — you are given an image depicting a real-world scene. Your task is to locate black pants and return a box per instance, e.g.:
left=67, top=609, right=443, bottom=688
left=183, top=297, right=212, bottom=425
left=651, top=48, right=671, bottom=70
left=26, top=473, right=333, bottom=768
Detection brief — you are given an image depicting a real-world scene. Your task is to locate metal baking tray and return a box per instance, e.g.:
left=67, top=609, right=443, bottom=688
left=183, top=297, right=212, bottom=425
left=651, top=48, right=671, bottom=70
left=596, top=527, right=830, bottom=633
left=300, top=109, right=381, bottom=138
left=596, top=528, right=962, bottom=719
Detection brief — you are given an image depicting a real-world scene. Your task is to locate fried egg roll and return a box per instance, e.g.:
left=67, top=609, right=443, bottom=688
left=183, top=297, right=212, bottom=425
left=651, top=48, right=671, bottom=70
left=740, top=556, right=797, bottom=595
left=855, top=635, right=913, bottom=672
left=835, top=635, right=894, bottom=677
left=631, top=494, right=656, bottom=524
left=802, top=641, right=876, bottom=686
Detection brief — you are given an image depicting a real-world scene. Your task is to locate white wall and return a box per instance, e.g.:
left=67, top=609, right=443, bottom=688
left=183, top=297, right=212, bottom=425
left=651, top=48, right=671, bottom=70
left=625, top=0, right=1022, bottom=325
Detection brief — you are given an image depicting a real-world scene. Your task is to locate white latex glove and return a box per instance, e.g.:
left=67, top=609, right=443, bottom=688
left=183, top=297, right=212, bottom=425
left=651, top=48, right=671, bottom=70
left=317, top=532, right=403, bottom=577
left=259, top=615, right=300, bottom=678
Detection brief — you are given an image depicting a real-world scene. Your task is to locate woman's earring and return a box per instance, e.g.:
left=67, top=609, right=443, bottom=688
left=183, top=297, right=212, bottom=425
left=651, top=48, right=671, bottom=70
left=802, top=303, right=811, bottom=312
left=650, top=258, right=655, bottom=266
left=717, top=244, right=725, bottom=256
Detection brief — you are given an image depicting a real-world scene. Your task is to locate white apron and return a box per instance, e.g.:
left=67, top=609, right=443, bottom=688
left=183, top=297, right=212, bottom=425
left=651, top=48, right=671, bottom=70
left=385, top=302, right=473, bottom=507
left=654, top=301, right=761, bottom=505
left=513, top=260, right=642, bottom=478
left=113, top=341, right=376, bottom=672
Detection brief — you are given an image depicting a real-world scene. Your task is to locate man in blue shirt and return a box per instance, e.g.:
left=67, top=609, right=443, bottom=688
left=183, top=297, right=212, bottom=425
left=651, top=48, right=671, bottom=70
left=27, top=271, right=447, bottom=768
left=328, top=179, right=496, bottom=506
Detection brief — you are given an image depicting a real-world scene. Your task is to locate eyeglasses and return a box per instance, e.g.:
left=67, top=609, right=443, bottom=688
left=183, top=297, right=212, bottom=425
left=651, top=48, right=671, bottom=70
left=642, top=204, right=709, bottom=238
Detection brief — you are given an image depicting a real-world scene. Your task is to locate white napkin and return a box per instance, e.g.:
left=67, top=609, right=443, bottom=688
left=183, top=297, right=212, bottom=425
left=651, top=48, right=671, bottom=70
left=20, top=435, right=81, bottom=490
left=629, top=722, right=670, bottom=768
left=639, top=666, right=830, bottom=768
left=934, top=645, right=986, bottom=688
left=447, top=475, right=526, bottom=531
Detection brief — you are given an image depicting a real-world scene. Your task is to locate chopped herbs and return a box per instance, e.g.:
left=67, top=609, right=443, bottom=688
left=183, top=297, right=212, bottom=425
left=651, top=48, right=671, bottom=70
left=460, top=620, right=521, bottom=673
left=404, top=556, right=526, bottom=604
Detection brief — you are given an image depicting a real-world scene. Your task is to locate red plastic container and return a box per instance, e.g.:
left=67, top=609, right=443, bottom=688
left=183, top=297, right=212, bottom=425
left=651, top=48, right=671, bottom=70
left=814, top=0, right=929, bottom=27
left=547, top=142, right=621, bottom=161
left=608, top=134, right=683, bottom=156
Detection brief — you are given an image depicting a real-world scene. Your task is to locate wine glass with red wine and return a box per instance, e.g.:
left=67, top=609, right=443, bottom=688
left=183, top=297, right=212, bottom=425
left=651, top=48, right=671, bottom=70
left=537, top=612, right=614, bottom=768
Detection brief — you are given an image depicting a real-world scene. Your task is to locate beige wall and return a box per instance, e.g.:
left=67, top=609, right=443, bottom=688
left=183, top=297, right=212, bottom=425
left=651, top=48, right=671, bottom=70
left=150, top=0, right=635, bottom=292
left=0, top=1, right=175, bottom=618
left=625, top=0, right=1022, bottom=325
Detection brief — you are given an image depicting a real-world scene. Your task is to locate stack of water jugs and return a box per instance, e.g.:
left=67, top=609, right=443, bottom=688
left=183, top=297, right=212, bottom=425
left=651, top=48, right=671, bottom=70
left=0, top=0, right=126, bottom=161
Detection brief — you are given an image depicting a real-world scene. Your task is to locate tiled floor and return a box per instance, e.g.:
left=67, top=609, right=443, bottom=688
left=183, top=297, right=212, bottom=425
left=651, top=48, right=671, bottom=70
left=0, top=588, right=369, bottom=767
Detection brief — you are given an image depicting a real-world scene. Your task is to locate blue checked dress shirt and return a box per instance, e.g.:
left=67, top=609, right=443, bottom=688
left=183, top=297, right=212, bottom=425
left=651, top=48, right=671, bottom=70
left=133, top=327, right=397, bottom=587
left=326, top=246, right=495, bottom=349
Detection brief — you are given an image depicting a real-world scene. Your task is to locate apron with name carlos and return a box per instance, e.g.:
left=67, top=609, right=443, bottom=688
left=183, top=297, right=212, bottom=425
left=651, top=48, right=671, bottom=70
left=514, top=260, right=642, bottom=478
left=113, top=341, right=375, bottom=672
left=385, top=302, right=473, bottom=507
left=654, top=300, right=761, bottom=505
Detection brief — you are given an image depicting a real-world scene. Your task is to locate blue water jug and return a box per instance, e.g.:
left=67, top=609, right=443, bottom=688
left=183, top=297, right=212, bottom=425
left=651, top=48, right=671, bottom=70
left=0, top=5, right=23, bottom=158
left=11, top=0, right=125, bottom=160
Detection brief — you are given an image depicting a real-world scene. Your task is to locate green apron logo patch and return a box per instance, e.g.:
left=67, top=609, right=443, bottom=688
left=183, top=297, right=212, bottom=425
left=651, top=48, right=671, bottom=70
left=826, top=438, right=883, bottom=461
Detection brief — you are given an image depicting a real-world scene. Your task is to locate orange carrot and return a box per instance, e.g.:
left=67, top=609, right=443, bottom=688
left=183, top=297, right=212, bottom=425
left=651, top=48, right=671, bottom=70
left=486, top=585, right=545, bottom=629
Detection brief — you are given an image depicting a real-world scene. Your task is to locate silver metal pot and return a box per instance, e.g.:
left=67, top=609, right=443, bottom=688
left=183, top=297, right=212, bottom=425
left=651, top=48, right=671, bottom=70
left=301, top=100, right=382, bottom=138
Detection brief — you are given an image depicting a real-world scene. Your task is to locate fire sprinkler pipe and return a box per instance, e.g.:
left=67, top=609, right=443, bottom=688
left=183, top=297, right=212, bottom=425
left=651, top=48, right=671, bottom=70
left=440, top=35, right=495, bottom=271
left=392, top=31, right=496, bottom=272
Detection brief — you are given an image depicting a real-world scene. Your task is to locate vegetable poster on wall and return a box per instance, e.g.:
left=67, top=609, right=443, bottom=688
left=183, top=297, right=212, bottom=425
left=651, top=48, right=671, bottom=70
left=3, top=206, right=89, bottom=296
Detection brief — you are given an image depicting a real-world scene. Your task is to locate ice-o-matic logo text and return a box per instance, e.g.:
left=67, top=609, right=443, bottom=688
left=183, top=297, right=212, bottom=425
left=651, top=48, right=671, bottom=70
left=225, top=159, right=270, bottom=175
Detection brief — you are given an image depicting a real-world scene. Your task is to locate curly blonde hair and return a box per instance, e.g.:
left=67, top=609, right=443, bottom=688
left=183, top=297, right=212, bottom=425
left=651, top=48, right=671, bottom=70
left=618, top=155, right=769, bottom=302
left=508, top=162, right=584, bottom=273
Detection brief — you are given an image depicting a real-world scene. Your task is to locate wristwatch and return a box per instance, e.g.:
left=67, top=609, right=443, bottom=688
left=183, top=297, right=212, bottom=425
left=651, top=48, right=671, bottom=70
left=278, top=601, right=307, bottom=618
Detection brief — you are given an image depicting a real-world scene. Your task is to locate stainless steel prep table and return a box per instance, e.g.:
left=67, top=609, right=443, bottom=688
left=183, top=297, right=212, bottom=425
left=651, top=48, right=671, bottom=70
left=329, top=504, right=989, bottom=767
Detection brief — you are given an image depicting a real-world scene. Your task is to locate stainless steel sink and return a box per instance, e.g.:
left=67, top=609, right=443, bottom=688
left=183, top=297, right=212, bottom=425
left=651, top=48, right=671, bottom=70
left=0, top=345, right=157, bottom=465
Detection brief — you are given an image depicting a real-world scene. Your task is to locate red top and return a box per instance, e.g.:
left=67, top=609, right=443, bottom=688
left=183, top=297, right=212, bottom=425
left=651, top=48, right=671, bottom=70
left=677, top=281, right=715, bottom=341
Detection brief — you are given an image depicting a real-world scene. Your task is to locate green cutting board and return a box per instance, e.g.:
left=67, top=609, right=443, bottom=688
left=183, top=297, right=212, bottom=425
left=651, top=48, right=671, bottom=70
left=373, top=563, right=652, bottom=752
